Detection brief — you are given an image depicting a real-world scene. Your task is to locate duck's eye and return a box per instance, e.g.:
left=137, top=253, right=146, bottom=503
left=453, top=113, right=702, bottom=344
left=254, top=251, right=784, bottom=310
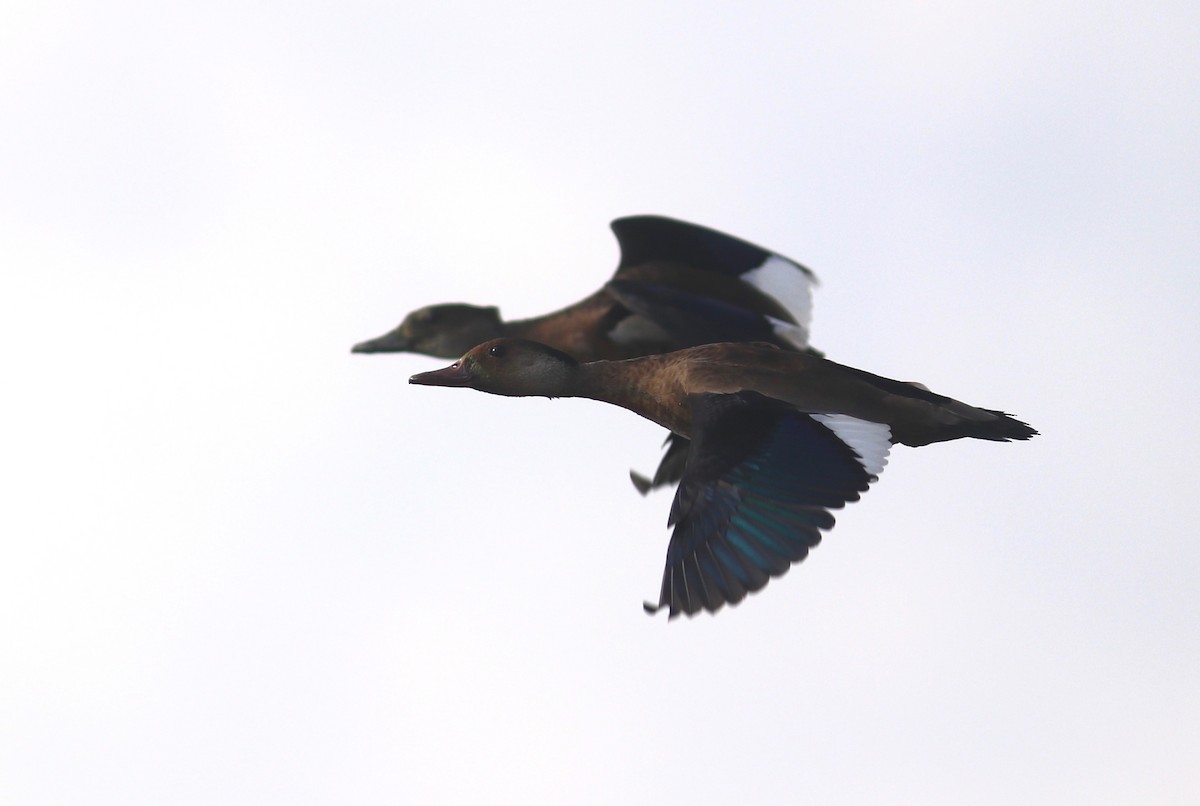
left=488, top=344, right=507, bottom=358
left=416, top=309, right=438, bottom=324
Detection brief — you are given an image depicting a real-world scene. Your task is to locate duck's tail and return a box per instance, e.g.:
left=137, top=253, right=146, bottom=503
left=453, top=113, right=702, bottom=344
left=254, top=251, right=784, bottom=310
left=893, top=405, right=1038, bottom=447
left=836, top=364, right=1038, bottom=447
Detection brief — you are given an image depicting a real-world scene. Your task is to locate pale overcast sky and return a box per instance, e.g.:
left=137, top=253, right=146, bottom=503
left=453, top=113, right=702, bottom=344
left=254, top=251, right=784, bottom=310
left=3, top=2, right=1198, bottom=803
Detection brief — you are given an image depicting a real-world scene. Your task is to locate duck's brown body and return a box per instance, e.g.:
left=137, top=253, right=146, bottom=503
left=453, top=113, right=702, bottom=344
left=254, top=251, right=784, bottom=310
left=500, top=262, right=802, bottom=362
left=524, top=342, right=1033, bottom=447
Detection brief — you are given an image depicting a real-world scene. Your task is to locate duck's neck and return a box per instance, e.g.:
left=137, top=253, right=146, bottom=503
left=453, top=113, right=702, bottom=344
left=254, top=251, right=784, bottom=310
left=502, top=292, right=615, bottom=362
left=567, top=355, right=691, bottom=437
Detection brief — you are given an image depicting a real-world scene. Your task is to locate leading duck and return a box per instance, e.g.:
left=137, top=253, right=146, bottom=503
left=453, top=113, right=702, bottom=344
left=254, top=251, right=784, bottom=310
left=410, top=338, right=1037, bottom=619
left=353, top=215, right=820, bottom=492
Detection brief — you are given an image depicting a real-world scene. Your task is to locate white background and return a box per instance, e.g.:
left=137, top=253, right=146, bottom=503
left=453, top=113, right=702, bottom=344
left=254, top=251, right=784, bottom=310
left=3, top=2, right=1198, bottom=803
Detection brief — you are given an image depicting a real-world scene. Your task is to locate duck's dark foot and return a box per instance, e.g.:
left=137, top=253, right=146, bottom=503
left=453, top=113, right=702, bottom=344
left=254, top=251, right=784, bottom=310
left=629, top=470, right=653, bottom=496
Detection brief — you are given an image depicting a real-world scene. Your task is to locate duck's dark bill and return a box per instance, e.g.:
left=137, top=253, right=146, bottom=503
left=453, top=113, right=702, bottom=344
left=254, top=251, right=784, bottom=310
left=409, top=363, right=472, bottom=387
left=352, top=328, right=411, bottom=353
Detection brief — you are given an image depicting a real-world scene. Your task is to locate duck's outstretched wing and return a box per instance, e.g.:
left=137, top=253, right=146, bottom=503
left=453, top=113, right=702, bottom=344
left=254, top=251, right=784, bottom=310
left=645, top=392, right=890, bottom=619
left=609, top=215, right=817, bottom=344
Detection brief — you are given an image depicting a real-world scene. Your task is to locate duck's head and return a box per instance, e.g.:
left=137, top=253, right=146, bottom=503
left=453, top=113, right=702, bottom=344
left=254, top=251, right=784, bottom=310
left=351, top=304, right=504, bottom=358
left=409, top=338, right=580, bottom=398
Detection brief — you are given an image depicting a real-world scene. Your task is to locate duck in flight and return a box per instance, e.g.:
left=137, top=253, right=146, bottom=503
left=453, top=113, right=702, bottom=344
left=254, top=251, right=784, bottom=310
left=410, top=338, right=1036, bottom=619
left=352, top=215, right=818, bottom=360
left=353, top=215, right=820, bottom=492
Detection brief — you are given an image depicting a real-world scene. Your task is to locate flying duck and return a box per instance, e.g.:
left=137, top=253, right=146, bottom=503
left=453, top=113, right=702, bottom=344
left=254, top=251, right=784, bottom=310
left=409, top=338, right=1037, bottom=619
left=352, top=215, right=818, bottom=360
left=353, top=215, right=821, bottom=492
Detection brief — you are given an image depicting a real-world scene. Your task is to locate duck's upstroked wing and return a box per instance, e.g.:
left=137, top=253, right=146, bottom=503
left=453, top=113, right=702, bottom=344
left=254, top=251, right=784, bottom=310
left=609, top=215, right=816, bottom=343
left=645, top=392, right=891, bottom=619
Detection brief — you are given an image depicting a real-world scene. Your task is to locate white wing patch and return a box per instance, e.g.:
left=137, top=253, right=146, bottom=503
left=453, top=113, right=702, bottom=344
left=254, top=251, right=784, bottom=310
left=811, top=414, right=891, bottom=477
left=742, top=254, right=816, bottom=334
